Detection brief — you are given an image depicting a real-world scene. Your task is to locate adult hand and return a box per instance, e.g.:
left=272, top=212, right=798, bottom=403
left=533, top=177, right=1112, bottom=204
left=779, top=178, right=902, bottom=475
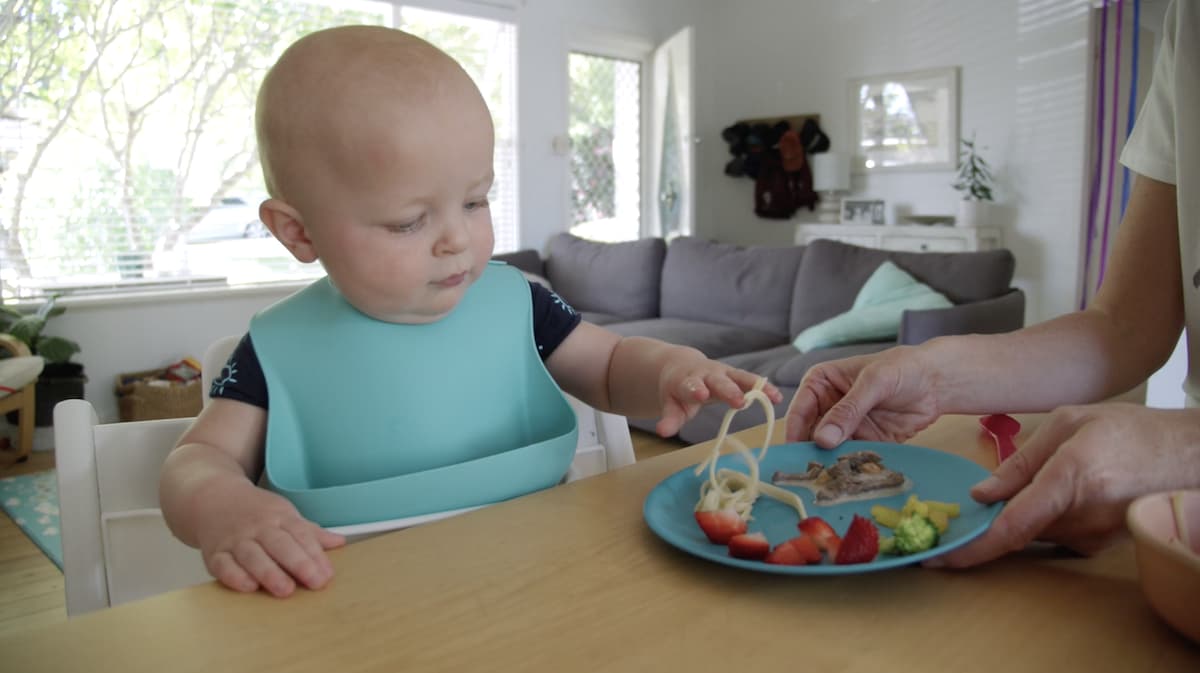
left=195, top=482, right=345, bottom=597
left=785, top=346, right=942, bottom=447
left=927, top=403, right=1200, bottom=568
left=656, top=360, right=782, bottom=438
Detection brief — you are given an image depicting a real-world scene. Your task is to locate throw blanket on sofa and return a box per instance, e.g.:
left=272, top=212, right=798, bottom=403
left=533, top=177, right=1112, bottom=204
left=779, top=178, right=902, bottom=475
left=793, top=261, right=953, bottom=352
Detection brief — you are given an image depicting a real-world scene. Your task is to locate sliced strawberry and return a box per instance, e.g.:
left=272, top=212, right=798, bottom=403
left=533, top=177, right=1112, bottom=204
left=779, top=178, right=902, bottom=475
left=765, top=535, right=822, bottom=565
left=727, top=532, right=771, bottom=560
left=798, top=516, right=841, bottom=554
left=835, top=514, right=880, bottom=565
left=694, top=509, right=747, bottom=544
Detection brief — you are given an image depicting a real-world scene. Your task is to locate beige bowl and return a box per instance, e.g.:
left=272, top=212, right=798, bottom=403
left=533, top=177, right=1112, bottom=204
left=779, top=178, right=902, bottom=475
left=1126, top=489, right=1200, bottom=644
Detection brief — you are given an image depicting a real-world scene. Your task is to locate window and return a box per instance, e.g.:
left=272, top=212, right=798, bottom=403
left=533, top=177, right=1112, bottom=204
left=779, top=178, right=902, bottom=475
left=0, top=0, right=518, bottom=299
left=567, top=51, right=641, bottom=242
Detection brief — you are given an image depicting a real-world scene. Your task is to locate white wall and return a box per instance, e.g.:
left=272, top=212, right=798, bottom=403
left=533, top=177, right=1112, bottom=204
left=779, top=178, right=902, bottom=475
left=516, top=0, right=701, bottom=251
left=49, top=285, right=297, bottom=427
left=690, top=0, right=1095, bottom=325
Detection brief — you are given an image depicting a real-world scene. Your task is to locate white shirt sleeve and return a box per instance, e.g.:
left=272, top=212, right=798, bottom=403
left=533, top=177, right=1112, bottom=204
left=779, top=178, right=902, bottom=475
left=1119, top=0, right=1178, bottom=185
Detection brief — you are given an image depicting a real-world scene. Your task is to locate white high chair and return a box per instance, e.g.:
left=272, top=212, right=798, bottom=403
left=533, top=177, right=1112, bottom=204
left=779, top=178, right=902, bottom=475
left=54, top=335, right=635, bottom=616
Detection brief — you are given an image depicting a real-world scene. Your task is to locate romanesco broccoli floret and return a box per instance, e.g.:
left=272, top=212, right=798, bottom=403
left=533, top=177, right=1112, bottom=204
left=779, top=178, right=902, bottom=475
left=893, top=514, right=940, bottom=555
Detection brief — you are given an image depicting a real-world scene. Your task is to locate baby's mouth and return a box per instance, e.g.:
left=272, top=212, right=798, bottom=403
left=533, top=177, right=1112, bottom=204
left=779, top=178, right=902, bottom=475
left=435, top=271, right=468, bottom=288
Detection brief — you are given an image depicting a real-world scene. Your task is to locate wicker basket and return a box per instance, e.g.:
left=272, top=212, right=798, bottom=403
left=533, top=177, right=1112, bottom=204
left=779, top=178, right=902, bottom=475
left=115, top=367, right=202, bottom=422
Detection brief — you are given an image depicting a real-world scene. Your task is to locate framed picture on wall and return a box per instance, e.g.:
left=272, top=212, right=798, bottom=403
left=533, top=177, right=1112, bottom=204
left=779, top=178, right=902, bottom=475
left=843, top=199, right=886, bottom=225
left=848, top=66, right=960, bottom=173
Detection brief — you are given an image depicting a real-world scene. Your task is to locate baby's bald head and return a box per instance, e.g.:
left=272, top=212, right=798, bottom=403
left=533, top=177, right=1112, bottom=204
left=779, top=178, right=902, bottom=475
left=255, top=26, right=485, bottom=208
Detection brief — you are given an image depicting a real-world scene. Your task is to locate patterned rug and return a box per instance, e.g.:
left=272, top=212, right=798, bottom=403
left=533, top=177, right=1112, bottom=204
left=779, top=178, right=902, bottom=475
left=0, top=470, right=63, bottom=570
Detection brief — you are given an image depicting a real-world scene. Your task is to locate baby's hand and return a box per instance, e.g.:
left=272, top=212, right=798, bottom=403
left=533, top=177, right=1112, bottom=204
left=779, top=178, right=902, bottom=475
left=656, top=360, right=782, bottom=437
left=195, top=485, right=345, bottom=598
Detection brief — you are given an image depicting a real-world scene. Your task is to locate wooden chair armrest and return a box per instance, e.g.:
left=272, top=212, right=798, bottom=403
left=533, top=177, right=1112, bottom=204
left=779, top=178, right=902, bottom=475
left=0, top=333, right=32, bottom=357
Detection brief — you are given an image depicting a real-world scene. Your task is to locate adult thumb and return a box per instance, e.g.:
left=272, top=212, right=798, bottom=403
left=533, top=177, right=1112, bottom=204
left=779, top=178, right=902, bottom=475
left=812, top=379, right=886, bottom=448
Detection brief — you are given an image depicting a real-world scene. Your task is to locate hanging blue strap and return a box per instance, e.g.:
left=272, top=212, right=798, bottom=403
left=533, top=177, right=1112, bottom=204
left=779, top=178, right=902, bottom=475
left=1120, top=0, right=1142, bottom=216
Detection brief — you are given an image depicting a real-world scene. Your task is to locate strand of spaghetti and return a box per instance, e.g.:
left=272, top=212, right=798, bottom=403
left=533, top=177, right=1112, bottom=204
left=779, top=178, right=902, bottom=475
left=690, top=377, right=800, bottom=519
left=693, top=379, right=772, bottom=483
left=716, top=468, right=807, bottom=520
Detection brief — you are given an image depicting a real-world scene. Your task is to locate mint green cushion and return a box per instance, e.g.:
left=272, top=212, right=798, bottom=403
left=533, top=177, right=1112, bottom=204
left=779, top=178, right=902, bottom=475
left=792, top=261, right=953, bottom=352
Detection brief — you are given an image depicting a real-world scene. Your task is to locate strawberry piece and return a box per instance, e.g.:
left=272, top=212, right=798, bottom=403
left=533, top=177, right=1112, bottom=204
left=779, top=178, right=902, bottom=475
left=727, top=532, right=771, bottom=560
left=835, top=514, right=880, bottom=565
left=694, top=509, right=747, bottom=544
left=798, top=516, right=842, bottom=554
left=765, top=535, right=822, bottom=565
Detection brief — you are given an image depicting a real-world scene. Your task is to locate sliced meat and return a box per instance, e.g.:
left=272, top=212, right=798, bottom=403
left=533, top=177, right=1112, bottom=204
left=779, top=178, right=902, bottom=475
left=773, top=450, right=908, bottom=502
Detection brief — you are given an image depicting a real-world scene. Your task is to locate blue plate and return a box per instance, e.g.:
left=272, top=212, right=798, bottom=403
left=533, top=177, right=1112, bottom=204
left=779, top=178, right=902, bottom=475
left=643, top=440, right=1003, bottom=574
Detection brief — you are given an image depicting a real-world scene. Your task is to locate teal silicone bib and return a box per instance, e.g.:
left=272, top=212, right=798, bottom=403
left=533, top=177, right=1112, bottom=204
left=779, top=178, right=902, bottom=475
left=249, top=262, right=578, bottom=527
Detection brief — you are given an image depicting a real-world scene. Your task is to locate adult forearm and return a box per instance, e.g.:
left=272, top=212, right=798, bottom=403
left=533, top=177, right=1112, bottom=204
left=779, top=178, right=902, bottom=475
left=926, top=308, right=1177, bottom=414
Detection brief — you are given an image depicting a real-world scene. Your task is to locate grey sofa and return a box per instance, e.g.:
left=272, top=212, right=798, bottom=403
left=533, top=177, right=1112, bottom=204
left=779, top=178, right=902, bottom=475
left=495, top=233, right=1024, bottom=445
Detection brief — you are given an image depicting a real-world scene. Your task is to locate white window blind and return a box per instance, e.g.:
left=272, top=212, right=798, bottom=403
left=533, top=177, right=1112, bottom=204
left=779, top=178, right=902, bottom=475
left=0, top=0, right=519, bottom=300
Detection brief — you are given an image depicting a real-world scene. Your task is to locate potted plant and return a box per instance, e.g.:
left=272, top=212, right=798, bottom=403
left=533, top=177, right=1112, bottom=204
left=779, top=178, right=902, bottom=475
left=952, top=132, right=995, bottom=227
left=0, top=294, right=86, bottom=426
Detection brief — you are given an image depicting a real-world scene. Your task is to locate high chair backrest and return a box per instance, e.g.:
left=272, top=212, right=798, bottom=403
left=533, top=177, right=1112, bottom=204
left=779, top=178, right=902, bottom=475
left=53, top=400, right=210, bottom=616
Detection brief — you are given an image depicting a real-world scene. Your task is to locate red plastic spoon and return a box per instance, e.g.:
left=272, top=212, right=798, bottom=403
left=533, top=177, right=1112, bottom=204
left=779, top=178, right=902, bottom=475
left=980, top=414, right=1021, bottom=463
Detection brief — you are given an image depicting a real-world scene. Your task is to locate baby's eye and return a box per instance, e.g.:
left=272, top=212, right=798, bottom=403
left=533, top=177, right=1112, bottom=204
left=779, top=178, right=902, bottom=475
left=465, top=198, right=490, bottom=212
left=384, top=217, right=424, bottom=234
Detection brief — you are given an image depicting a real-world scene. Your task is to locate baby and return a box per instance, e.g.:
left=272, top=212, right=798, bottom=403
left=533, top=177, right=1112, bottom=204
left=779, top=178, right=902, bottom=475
left=159, top=25, right=780, bottom=598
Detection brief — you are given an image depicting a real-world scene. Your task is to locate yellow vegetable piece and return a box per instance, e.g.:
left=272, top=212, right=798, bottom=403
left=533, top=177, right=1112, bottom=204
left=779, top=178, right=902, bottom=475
left=923, top=500, right=961, bottom=518
left=871, top=505, right=902, bottom=529
left=927, top=509, right=950, bottom=534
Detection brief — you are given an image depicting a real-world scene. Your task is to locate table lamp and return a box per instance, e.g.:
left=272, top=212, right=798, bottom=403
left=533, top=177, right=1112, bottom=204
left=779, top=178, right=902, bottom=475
left=811, top=152, right=851, bottom=223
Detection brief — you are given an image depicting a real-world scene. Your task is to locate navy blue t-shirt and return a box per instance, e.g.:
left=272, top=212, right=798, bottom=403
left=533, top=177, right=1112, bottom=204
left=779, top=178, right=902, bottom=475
left=210, top=280, right=581, bottom=408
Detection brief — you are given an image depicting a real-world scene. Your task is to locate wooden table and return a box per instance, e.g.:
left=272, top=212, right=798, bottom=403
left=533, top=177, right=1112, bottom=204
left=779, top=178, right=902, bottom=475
left=3, top=414, right=1198, bottom=672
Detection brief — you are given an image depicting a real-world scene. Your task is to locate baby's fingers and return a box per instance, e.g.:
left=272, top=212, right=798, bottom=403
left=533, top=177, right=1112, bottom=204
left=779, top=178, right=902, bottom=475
left=207, top=550, right=259, bottom=594
left=656, top=397, right=691, bottom=437
left=231, top=538, right=297, bottom=598
left=265, top=526, right=336, bottom=592
left=725, top=368, right=781, bottom=403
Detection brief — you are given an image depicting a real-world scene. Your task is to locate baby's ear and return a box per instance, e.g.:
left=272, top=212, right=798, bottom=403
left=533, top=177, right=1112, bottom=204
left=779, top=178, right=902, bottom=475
left=260, top=198, right=318, bottom=263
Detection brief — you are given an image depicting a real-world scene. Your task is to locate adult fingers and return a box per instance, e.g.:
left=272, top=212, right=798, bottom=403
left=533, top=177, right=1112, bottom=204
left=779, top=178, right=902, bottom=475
left=207, top=550, right=259, bottom=593
left=970, top=414, right=1077, bottom=504
left=785, top=385, right=819, bottom=442
left=810, top=368, right=893, bottom=448
left=928, top=444, right=1080, bottom=568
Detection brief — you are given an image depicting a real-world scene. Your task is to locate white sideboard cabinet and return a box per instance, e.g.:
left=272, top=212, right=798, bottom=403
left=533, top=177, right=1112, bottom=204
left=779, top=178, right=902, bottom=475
left=794, top=223, right=1003, bottom=252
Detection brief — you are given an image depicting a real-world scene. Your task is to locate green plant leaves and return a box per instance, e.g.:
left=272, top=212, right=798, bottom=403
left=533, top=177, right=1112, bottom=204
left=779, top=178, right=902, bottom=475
left=35, top=336, right=82, bottom=364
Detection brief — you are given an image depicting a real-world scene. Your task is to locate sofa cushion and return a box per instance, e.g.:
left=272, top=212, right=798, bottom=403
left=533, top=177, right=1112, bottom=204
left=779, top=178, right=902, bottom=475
left=544, top=233, right=665, bottom=320
left=492, top=249, right=545, bottom=278
left=604, top=318, right=785, bottom=360
left=792, top=261, right=953, bottom=352
left=659, top=237, right=805, bottom=338
left=579, top=311, right=624, bottom=326
left=721, top=342, right=894, bottom=387
left=789, top=239, right=1016, bottom=336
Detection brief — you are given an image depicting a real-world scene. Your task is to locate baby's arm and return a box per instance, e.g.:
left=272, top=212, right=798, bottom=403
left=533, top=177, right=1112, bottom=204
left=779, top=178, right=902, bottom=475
left=545, top=322, right=781, bottom=436
left=159, top=399, right=344, bottom=597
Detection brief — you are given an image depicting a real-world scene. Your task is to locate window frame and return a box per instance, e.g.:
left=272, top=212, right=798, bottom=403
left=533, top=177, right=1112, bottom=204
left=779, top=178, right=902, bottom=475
left=0, top=0, right=522, bottom=308
left=565, top=31, right=653, bottom=243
